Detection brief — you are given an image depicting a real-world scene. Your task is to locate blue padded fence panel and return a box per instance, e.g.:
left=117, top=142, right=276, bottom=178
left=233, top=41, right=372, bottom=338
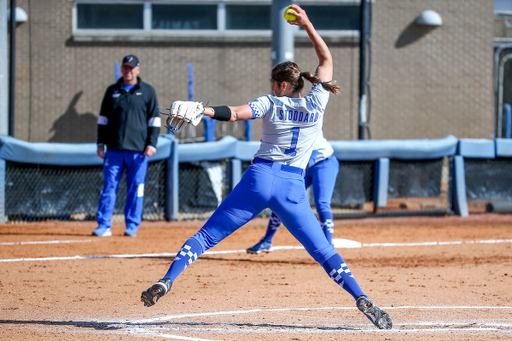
left=457, top=139, right=495, bottom=158
left=496, top=138, right=512, bottom=157
left=0, top=135, right=175, bottom=165
left=178, top=136, right=238, bottom=162
left=176, top=135, right=457, bottom=166
left=178, top=136, right=259, bottom=163
left=330, top=135, right=457, bottom=161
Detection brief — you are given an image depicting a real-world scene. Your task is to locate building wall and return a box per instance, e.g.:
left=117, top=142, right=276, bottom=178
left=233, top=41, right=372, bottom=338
left=8, top=0, right=494, bottom=142
left=371, top=0, right=494, bottom=140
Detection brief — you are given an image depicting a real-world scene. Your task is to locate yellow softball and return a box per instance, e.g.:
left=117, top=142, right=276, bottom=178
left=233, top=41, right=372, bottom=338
left=283, top=7, right=297, bottom=22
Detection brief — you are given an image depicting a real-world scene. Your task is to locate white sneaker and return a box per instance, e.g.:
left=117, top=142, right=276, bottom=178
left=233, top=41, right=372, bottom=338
left=92, top=227, right=112, bottom=237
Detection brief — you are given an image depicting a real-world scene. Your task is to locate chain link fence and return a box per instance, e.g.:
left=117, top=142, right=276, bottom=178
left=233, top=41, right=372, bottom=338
left=464, top=158, right=512, bottom=212
left=329, top=158, right=450, bottom=218
left=178, top=160, right=228, bottom=220
left=4, top=155, right=452, bottom=223
left=5, top=160, right=166, bottom=223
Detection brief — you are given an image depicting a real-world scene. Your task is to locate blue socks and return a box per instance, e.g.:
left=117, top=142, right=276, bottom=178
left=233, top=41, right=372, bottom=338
left=262, top=212, right=282, bottom=243
left=318, top=210, right=334, bottom=244
left=164, top=237, right=203, bottom=282
left=163, top=226, right=363, bottom=303
left=321, top=218, right=334, bottom=244
left=322, top=253, right=365, bottom=300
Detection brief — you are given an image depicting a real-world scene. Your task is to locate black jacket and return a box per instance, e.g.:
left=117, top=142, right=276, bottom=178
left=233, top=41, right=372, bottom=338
left=97, top=77, right=160, bottom=152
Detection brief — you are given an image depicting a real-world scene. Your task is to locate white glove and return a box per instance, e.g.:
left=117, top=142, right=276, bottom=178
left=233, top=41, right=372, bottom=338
left=166, top=101, right=205, bottom=133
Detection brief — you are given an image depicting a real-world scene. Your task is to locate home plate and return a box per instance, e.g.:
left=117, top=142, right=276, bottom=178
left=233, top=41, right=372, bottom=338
left=332, top=238, right=362, bottom=248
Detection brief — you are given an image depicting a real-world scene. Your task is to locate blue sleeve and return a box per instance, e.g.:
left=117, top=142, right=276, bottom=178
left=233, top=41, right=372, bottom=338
left=247, top=95, right=272, bottom=120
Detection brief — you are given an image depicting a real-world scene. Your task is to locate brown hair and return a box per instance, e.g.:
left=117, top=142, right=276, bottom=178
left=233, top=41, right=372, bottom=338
left=271, top=61, right=341, bottom=95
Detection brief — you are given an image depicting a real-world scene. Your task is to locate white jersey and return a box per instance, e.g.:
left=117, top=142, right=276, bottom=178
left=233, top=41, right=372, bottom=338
left=312, top=132, right=334, bottom=164
left=248, top=83, right=330, bottom=169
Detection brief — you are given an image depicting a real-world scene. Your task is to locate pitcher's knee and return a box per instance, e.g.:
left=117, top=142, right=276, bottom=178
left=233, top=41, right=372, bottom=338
left=310, top=244, right=337, bottom=264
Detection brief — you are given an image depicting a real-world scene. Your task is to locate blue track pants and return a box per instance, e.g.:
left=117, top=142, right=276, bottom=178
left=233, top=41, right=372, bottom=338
left=96, top=150, right=148, bottom=231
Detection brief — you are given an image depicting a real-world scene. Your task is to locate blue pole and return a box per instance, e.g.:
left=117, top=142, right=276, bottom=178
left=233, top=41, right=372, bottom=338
left=202, top=118, right=216, bottom=142
left=190, top=62, right=215, bottom=141
left=271, top=0, right=294, bottom=67
left=115, top=62, right=120, bottom=81
left=505, top=104, right=511, bottom=138
left=165, top=137, right=179, bottom=221
left=188, top=63, right=194, bottom=101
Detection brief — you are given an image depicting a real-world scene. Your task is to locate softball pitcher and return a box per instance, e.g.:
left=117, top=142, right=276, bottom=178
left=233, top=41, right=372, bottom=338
left=247, top=133, right=339, bottom=254
left=141, top=5, right=392, bottom=330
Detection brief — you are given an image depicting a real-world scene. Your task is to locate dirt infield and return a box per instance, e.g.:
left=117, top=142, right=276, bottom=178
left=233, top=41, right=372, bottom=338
left=1, top=214, right=512, bottom=340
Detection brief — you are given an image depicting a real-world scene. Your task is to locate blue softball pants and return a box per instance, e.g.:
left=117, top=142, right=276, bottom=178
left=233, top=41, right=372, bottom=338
left=164, top=158, right=365, bottom=300
left=96, top=150, right=148, bottom=231
left=263, top=154, right=340, bottom=243
left=305, top=154, right=340, bottom=242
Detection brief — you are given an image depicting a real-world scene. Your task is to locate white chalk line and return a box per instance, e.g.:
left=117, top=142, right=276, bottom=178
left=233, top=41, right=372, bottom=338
left=11, top=306, right=512, bottom=341
left=362, top=239, right=512, bottom=247
left=125, top=306, right=512, bottom=339
left=93, top=306, right=512, bottom=340
left=0, top=239, right=94, bottom=246
left=1, top=238, right=511, bottom=263
left=116, top=328, right=215, bottom=341
left=134, top=306, right=512, bottom=324
left=117, top=326, right=511, bottom=339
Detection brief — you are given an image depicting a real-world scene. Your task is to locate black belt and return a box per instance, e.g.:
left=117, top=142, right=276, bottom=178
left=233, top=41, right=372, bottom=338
left=253, top=158, right=303, bottom=175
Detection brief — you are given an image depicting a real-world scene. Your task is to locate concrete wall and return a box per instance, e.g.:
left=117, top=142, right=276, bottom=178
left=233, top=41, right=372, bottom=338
left=8, top=0, right=494, bottom=142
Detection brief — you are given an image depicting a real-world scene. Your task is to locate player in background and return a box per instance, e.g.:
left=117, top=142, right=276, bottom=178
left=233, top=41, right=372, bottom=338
left=92, top=55, right=161, bottom=237
left=141, top=5, right=392, bottom=330
left=247, top=132, right=339, bottom=254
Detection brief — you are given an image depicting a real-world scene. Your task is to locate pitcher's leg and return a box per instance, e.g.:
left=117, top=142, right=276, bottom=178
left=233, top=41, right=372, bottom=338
left=163, top=166, right=270, bottom=282
left=262, top=212, right=282, bottom=242
left=273, top=179, right=364, bottom=301
left=322, top=253, right=365, bottom=300
left=312, top=156, right=339, bottom=244
left=246, top=212, right=281, bottom=254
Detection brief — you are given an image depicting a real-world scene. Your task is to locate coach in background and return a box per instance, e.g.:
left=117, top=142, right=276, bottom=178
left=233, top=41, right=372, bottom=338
left=92, top=55, right=161, bottom=237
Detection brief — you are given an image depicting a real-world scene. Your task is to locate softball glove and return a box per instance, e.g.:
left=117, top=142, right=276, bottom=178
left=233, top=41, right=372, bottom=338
left=165, top=101, right=205, bottom=133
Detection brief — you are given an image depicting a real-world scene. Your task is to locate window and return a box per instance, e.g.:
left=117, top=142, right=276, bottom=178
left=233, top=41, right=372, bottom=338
left=76, top=3, right=143, bottom=29
left=225, top=5, right=271, bottom=30
left=302, top=5, right=360, bottom=31
left=152, top=4, right=217, bottom=30
left=74, top=1, right=361, bottom=42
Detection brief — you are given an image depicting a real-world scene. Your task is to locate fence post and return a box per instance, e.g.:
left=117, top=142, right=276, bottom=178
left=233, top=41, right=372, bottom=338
left=450, top=155, right=469, bottom=217
left=202, top=117, right=217, bottom=142
left=227, top=159, right=242, bottom=193
left=372, top=158, right=389, bottom=210
left=165, top=137, right=179, bottom=221
left=0, top=159, right=5, bottom=224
